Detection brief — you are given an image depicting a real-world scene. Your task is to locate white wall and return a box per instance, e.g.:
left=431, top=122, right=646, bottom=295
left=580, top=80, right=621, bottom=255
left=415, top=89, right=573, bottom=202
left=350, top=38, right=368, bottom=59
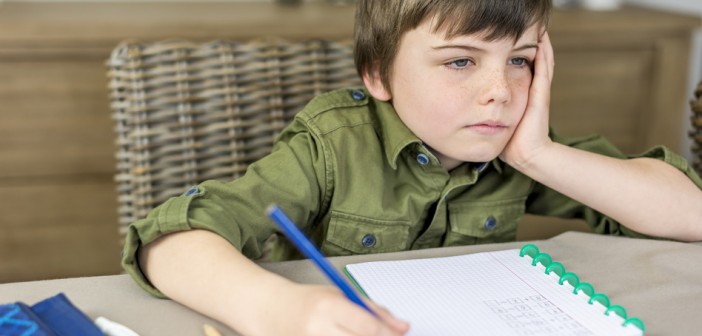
left=625, top=0, right=702, bottom=159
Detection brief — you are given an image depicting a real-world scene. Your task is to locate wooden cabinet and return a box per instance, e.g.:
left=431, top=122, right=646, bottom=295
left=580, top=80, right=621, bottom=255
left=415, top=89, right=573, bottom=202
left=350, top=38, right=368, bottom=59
left=0, top=2, right=698, bottom=282
left=549, top=8, right=700, bottom=154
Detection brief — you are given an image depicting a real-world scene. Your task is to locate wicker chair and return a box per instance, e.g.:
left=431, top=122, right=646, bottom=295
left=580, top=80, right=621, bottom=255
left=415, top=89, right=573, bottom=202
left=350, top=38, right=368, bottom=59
left=691, top=80, right=702, bottom=176
left=106, top=39, right=362, bottom=238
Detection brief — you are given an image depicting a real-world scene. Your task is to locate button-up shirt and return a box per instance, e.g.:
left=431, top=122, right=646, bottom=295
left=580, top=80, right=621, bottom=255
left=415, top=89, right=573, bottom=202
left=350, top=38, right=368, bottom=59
left=122, top=88, right=702, bottom=297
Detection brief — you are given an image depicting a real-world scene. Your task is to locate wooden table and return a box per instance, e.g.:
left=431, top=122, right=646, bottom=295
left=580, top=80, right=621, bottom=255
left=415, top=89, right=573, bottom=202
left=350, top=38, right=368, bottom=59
left=1, top=232, right=701, bottom=335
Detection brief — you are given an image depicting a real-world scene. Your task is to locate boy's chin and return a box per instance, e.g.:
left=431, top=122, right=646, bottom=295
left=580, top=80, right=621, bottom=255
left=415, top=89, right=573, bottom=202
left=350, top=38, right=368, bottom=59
left=438, top=145, right=503, bottom=167
left=460, top=150, right=501, bottom=163
left=455, top=142, right=507, bottom=163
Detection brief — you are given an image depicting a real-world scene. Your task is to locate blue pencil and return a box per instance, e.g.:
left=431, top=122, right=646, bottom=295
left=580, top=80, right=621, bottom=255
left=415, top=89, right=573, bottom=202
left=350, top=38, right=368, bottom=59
left=266, top=204, right=376, bottom=315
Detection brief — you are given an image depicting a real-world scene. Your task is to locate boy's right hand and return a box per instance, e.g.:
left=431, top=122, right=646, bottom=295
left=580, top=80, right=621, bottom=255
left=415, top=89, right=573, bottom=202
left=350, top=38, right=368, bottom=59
left=251, top=282, right=409, bottom=336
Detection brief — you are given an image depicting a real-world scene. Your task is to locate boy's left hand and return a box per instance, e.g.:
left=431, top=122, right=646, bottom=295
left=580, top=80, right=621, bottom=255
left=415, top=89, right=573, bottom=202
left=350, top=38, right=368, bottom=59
left=500, top=31, right=555, bottom=169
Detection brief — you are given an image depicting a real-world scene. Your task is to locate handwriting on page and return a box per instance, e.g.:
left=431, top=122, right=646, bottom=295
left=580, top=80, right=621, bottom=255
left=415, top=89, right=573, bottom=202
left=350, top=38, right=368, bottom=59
left=484, top=296, right=593, bottom=336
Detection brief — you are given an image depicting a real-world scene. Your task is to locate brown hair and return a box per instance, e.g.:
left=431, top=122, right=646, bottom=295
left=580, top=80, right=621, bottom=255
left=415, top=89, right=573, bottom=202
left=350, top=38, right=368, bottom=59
left=354, top=0, right=552, bottom=93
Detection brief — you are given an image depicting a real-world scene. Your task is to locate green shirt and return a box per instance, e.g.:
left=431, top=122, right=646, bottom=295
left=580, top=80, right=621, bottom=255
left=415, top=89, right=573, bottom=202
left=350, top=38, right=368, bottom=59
left=122, top=87, right=702, bottom=297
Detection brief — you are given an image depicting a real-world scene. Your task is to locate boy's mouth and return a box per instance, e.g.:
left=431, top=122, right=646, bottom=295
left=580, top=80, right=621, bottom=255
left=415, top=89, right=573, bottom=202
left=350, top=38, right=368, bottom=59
left=465, top=121, right=508, bottom=135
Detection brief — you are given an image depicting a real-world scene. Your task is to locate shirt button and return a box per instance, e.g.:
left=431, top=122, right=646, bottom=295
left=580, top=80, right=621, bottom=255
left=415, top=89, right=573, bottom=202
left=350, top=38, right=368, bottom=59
left=351, top=90, right=366, bottom=101
left=184, top=186, right=199, bottom=196
left=484, top=216, right=497, bottom=230
left=416, top=153, right=430, bottom=165
left=361, top=234, right=376, bottom=248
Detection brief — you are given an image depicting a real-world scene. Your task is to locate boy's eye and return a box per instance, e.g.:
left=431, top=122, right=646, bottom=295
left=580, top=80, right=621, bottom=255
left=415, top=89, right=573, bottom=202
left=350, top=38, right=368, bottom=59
left=445, top=58, right=473, bottom=70
left=510, top=57, right=531, bottom=67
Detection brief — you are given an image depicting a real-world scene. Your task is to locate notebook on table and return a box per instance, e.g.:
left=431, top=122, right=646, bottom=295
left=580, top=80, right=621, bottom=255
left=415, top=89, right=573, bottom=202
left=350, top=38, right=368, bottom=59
left=344, top=244, right=645, bottom=336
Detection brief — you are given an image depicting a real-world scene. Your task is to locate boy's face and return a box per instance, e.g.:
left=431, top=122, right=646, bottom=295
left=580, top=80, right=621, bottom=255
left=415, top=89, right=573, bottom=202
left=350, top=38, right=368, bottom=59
left=371, top=19, right=541, bottom=170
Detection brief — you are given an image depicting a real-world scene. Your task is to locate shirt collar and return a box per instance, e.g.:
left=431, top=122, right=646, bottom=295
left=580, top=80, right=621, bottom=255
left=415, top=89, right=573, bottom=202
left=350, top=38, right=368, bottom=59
left=370, top=96, right=422, bottom=169
left=490, top=159, right=504, bottom=173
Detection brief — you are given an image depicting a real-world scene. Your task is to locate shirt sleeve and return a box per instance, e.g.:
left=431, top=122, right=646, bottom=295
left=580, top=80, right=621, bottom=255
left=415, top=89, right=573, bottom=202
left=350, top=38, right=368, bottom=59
left=121, top=118, right=330, bottom=298
left=525, top=131, right=702, bottom=238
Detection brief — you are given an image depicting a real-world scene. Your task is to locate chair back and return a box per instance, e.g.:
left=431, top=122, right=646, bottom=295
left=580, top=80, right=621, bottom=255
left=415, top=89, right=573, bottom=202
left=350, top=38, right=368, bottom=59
left=691, top=80, right=702, bottom=176
left=106, top=39, right=362, bottom=237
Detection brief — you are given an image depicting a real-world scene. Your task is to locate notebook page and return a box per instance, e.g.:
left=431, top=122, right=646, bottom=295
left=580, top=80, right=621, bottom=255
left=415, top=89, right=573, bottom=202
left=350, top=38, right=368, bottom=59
left=345, top=249, right=642, bottom=336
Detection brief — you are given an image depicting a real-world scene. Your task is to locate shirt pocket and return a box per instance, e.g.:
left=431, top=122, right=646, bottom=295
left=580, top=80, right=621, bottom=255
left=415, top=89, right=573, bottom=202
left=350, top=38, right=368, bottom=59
left=445, top=197, right=527, bottom=246
left=321, top=211, right=411, bottom=256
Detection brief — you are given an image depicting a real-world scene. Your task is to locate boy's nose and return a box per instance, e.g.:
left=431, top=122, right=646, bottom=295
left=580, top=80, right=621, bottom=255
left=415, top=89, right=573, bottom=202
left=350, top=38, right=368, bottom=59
left=478, top=70, right=511, bottom=105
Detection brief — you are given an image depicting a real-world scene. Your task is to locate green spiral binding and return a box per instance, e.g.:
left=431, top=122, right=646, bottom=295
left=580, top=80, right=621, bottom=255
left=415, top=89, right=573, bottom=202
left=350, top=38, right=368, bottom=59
left=532, top=253, right=552, bottom=267
left=519, top=244, right=646, bottom=333
left=519, top=244, right=540, bottom=258
left=573, top=282, right=595, bottom=296
left=545, top=262, right=565, bottom=277
left=605, top=305, right=628, bottom=319
left=623, top=317, right=646, bottom=332
left=559, top=272, right=580, bottom=287
left=589, top=293, right=610, bottom=307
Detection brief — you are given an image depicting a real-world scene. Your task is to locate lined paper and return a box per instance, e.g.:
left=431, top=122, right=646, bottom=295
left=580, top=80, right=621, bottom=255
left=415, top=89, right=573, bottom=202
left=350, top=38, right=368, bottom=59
left=345, top=250, right=642, bottom=336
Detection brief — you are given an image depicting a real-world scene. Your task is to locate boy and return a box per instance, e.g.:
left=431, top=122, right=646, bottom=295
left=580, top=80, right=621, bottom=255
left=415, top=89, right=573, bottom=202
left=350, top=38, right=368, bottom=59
left=123, top=0, right=702, bottom=335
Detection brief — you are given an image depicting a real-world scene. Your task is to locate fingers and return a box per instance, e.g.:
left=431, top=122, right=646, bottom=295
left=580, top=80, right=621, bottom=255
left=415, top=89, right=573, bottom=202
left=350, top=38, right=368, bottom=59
left=334, top=303, right=408, bottom=336
left=538, top=31, right=555, bottom=83
left=528, top=31, right=554, bottom=113
left=369, top=302, right=410, bottom=334
left=285, top=284, right=408, bottom=336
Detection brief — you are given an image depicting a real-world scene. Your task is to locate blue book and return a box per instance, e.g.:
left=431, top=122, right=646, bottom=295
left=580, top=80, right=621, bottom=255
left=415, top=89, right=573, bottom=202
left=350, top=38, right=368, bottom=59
left=0, top=293, right=103, bottom=336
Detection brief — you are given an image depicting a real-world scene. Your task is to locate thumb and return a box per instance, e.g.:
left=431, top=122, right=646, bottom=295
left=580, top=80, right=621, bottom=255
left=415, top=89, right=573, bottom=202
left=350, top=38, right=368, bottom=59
left=370, top=303, right=410, bottom=334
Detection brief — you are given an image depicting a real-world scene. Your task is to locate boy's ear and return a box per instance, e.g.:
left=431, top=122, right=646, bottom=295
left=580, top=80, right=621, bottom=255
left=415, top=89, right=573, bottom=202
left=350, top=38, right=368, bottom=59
left=362, top=66, right=392, bottom=101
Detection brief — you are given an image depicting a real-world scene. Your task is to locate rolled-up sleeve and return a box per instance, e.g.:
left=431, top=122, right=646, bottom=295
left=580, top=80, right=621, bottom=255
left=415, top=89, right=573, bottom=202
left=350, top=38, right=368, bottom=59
left=122, top=192, right=204, bottom=298
left=121, top=119, right=330, bottom=297
left=526, top=132, right=702, bottom=238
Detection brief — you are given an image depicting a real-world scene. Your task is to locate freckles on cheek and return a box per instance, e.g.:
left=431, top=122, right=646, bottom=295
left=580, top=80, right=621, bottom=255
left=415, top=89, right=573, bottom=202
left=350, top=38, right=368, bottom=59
left=509, top=72, right=532, bottom=88
left=445, top=80, right=476, bottom=102
left=506, top=81, right=531, bottom=118
left=511, top=77, right=531, bottom=99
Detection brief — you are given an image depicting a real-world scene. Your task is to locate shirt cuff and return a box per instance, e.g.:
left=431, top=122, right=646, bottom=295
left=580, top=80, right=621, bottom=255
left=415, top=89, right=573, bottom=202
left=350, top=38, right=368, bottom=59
left=634, top=145, right=702, bottom=188
left=121, top=189, right=204, bottom=299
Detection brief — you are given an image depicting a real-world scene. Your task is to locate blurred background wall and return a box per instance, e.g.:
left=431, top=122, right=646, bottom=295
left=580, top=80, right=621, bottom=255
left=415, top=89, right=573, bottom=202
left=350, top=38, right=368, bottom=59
left=625, top=0, right=702, bottom=161
left=3, top=0, right=700, bottom=159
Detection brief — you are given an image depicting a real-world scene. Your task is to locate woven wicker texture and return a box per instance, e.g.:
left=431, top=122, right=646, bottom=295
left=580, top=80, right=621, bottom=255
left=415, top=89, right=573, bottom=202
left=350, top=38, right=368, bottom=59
left=691, top=80, right=702, bottom=176
left=107, top=39, right=362, bottom=237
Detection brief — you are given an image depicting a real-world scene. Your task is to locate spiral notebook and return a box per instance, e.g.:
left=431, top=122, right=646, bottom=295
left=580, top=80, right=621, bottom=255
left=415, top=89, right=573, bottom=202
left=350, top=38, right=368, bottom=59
left=344, top=244, right=645, bottom=336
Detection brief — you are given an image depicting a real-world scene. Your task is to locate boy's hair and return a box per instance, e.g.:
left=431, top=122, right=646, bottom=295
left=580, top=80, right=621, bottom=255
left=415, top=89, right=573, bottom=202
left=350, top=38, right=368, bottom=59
left=354, top=0, right=552, bottom=93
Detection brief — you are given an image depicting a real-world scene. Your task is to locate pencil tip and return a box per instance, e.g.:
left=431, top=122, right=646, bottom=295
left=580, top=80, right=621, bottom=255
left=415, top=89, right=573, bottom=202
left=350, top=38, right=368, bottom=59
left=203, top=323, right=223, bottom=336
